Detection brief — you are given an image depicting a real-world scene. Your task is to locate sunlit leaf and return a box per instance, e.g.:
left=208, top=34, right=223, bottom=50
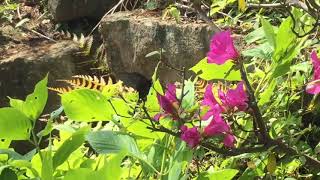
left=0, top=107, right=31, bottom=140
left=53, top=127, right=89, bottom=169
left=190, top=58, right=241, bottom=81
left=208, top=169, right=239, bottom=180
left=61, top=89, right=113, bottom=122
left=9, top=75, right=48, bottom=121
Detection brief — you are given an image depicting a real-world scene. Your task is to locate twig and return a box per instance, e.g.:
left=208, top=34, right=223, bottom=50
left=174, top=2, right=221, bottom=32
left=239, top=61, right=269, bottom=142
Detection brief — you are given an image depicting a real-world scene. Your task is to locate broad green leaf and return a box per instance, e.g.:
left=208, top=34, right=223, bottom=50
left=63, top=168, right=94, bottom=180
left=258, top=79, right=276, bottom=106
left=0, top=168, right=17, bottom=180
left=245, top=27, right=265, bottom=44
left=190, top=58, right=241, bottom=81
left=52, top=127, right=89, bottom=169
left=0, top=149, right=35, bottom=161
left=121, top=118, right=163, bottom=140
left=168, top=162, right=182, bottom=180
left=271, top=39, right=303, bottom=78
left=9, top=75, right=48, bottom=121
left=0, top=108, right=31, bottom=140
left=101, top=152, right=126, bottom=180
left=260, top=17, right=276, bottom=49
left=273, top=18, right=295, bottom=62
left=242, top=42, right=273, bottom=59
left=61, top=89, right=113, bottom=122
left=41, top=150, right=53, bottom=180
left=86, top=131, right=140, bottom=155
left=208, top=169, right=239, bottom=180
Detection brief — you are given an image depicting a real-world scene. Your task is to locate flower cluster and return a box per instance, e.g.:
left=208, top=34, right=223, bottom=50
left=201, top=82, right=247, bottom=148
left=306, top=51, right=320, bottom=95
left=154, top=30, right=249, bottom=149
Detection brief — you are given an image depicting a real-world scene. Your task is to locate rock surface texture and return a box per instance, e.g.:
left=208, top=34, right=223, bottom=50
left=48, top=0, right=118, bottom=21
left=0, top=41, right=79, bottom=111
left=99, top=10, right=218, bottom=83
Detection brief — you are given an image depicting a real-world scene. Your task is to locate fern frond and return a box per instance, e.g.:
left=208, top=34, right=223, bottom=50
left=48, top=87, right=73, bottom=94
left=83, top=36, right=93, bottom=55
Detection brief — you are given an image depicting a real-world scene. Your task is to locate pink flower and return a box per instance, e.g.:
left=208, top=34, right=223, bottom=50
left=180, top=125, right=201, bottom=148
left=154, top=84, right=179, bottom=121
left=207, top=30, right=239, bottom=65
left=201, top=84, right=223, bottom=120
left=202, top=82, right=248, bottom=116
left=203, top=113, right=235, bottom=148
left=219, top=82, right=248, bottom=111
left=306, top=51, right=320, bottom=94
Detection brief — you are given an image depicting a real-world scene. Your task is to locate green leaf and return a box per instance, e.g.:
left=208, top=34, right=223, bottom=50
left=0, top=149, right=35, bottom=161
left=208, top=169, right=239, bottom=180
left=0, top=107, right=31, bottom=140
left=86, top=131, right=140, bottom=155
left=260, top=17, right=276, bottom=49
left=168, top=162, right=182, bottom=180
left=9, top=75, right=48, bottom=121
left=52, top=127, right=89, bottom=169
left=242, top=42, right=273, bottom=59
left=258, top=79, right=276, bottom=106
left=61, top=89, right=113, bottom=122
left=273, top=18, right=295, bottom=62
left=246, top=28, right=263, bottom=43
left=190, top=58, right=241, bottom=81
left=63, top=168, right=94, bottom=180
left=0, top=168, right=17, bottom=180
left=271, top=40, right=303, bottom=78
left=181, top=80, right=195, bottom=110
left=101, top=152, right=126, bottom=180
left=41, top=150, right=53, bottom=180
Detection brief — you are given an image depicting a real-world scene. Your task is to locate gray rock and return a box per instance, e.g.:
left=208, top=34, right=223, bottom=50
left=48, top=0, right=118, bottom=21
left=0, top=41, right=79, bottom=112
left=99, top=10, right=218, bottom=84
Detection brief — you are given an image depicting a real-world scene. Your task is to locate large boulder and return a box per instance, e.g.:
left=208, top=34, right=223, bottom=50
left=48, top=0, right=118, bottom=21
left=0, top=41, right=79, bottom=112
left=99, top=10, right=218, bottom=84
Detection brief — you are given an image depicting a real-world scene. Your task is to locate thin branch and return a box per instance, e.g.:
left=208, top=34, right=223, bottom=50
left=239, top=62, right=269, bottom=142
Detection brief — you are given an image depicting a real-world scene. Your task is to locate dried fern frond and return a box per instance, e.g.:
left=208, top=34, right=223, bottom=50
left=56, top=75, right=114, bottom=92
left=48, top=87, right=74, bottom=94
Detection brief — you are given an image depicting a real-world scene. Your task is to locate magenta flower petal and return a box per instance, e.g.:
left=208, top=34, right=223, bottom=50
left=204, top=113, right=236, bottom=148
left=204, top=113, right=230, bottom=136
left=165, top=84, right=177, bottom=102
left=306, top=51, right=320, bottom=94
left=219, top=81, right=248, bottom=111
left=180, top=126, right=201, bottom=148
left=156, top=84, right=179, bottom=118
left=157, top=94, right=175, bottom=115
left=153, top=113, right=162, bottom=121
left=223, top=134, right=236, bottom=148
left=306, top=81, right=320, bottom=94
left=202, top=84, right=223, bottom=119
left=311, top=51, right=320, bottom=80
left=207, top=30, right=239, bottom=65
